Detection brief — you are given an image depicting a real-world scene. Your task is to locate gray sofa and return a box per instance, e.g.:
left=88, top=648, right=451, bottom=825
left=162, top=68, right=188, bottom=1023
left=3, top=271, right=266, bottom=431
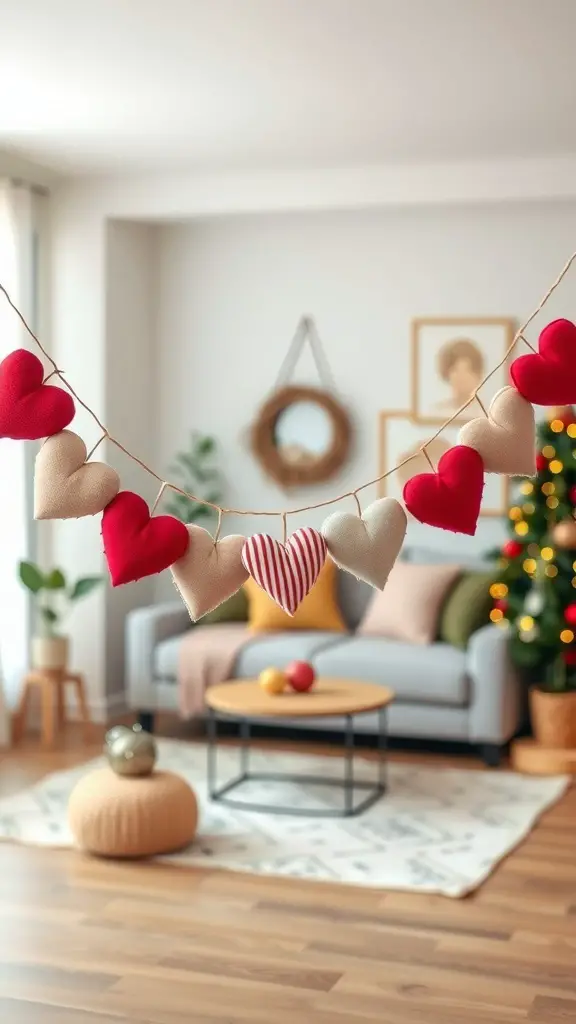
left=126, top=546, right=522, bottom=766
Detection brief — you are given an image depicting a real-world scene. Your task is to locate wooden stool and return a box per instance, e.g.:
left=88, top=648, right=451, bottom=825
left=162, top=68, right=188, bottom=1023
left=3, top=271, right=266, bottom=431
left=13, top=669, right=91, bottom=747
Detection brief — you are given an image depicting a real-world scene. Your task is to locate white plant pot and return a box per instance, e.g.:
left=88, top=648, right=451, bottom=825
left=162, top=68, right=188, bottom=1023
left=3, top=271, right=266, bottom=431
left=31, top=635, right=69, bottom=672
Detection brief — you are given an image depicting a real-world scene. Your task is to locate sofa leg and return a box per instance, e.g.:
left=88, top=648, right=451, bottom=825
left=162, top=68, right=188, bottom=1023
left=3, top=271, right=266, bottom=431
left=137, top=711, right=155, bottom=734
left=481, top=743, right=502, bottom=768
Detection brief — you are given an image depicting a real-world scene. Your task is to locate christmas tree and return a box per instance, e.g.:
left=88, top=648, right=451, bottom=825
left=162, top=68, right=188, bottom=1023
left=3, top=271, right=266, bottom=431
left=490, top=405, right=576, bottom=689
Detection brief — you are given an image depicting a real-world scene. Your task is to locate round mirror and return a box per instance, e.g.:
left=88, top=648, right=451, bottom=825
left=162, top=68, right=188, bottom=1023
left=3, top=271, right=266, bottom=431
left=273, top=400, right=335, bottom=468
left=250, top=385, right=352, bottom=490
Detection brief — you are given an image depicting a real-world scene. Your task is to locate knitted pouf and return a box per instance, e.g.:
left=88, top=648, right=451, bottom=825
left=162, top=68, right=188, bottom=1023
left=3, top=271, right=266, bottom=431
left=68, top=768, right=198, bottom=858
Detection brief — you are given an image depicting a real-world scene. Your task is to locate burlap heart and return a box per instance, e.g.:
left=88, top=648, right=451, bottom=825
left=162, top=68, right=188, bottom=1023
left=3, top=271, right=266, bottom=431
left=459, top=387, right=535, bottom=476
left=171, top=526, right=248, bottom=621
left=321, top=498, right=407, bottom=590
left=34, top=429, right=120, bottom=520
left=242, top=527, right=327, bottom=615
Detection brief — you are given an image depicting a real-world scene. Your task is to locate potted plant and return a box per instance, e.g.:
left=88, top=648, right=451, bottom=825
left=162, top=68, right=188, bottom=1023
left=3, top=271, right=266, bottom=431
left=164, top=431, right=222, bottom=524
left=18, top=562, right=103, bottom=671
left=530, top=655, right=576, bottom=750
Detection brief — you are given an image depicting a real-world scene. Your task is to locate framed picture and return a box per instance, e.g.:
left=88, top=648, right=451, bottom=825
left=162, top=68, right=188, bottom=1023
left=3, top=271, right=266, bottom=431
left=378, top=411, right=509, bottom=517
left=411, top=317, right=515, bottom=424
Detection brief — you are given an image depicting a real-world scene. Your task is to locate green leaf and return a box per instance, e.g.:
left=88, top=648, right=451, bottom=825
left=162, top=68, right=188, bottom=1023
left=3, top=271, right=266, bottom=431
left=196, top=435, right=215, bottom=456
left=18, top=561, right=44, bottom=594
left=70, top=576, right=103, bottom=601
left=39, top=606, right=58, bottom=624
left=44, top=568, right=66, bottom=590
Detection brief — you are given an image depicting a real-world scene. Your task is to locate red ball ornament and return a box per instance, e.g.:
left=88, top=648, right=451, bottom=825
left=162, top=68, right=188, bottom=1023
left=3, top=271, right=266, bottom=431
left=285, top=660, right=316, bottom=692
left=502, top=539, right=524, bottom=559
left=494, top=599, right=508, bottom=613
left=565, top=604, right=576, bottom=627
left=563, top=649, right=576, bottom=666
left=535, top=453, right=547, bottom=472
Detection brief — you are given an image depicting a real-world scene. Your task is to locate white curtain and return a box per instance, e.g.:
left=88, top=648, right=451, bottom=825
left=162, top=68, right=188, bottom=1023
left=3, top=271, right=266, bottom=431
left=0, top=180, right=34, bottom=715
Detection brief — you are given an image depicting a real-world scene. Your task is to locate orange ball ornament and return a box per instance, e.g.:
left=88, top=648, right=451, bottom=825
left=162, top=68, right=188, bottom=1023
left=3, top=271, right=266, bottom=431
left=258, top=667, right=287, bottom=695
left=552, top=518, right=576, bottom=550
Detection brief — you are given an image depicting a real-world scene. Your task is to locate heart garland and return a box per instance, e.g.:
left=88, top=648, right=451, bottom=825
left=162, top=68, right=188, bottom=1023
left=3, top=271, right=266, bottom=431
left=0, top=349, right=75, bottom=439
left=35, top=430, right=121, bottom=520
left=322, top=498, right=407, bottom=589
left=510, top=318, right=576, bottom=405
left=242, top=527, right=327, bottom=615
left=0, top=303, right=570, bottom=615
left=458, top=387, right=536, bottom=477
left=403, top=445, right=485, bottom=536
left=102, top=491, right=190, bottom=586
left=171, top=526, right=248, bottom=621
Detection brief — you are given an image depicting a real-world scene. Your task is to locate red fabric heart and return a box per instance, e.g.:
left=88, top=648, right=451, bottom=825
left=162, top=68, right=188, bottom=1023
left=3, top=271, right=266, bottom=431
left=242, top=527, right=327, bottom=615
left=0, top=349, right=75, bottom=440
left=510, top=318, right=576, bottom=405
left=402, top=445, right=484, bottom=536
left=102, top=491, right=190, bottom=586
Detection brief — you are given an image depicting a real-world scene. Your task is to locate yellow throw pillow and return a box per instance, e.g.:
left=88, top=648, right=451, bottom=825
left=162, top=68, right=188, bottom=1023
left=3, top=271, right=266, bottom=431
left=244, top=557, right=347, bottom=633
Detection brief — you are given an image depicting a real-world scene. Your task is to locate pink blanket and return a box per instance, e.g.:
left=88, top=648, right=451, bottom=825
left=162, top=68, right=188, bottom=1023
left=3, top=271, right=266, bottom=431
left=177, top=623, right=250, bottom=718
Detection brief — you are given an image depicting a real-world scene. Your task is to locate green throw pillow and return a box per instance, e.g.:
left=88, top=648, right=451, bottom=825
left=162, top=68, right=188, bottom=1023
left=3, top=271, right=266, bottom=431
left=439, top=570, right=495, bottom=650
left=201, top=588, right=248, bottom=625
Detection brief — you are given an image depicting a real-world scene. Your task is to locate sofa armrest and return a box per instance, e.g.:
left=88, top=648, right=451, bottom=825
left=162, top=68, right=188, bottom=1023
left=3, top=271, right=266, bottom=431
left=466, top=624, right=521, bottom=744
left=126, top=602, right=190, bottom=711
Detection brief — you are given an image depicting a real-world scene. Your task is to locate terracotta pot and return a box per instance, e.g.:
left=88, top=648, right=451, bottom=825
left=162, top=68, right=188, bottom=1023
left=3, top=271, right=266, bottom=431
left=31, top=635, right=69, bottom=672
left=530, top=686, right=576, bottom=749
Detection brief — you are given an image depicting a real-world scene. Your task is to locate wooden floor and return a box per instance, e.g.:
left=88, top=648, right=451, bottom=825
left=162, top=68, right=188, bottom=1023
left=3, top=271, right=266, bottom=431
left=1, top=721, right=575, bottom=1024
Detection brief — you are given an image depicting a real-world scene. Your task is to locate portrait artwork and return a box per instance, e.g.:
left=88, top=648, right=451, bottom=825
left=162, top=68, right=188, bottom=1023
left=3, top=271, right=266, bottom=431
left=411, top=318, right=514, bottom=424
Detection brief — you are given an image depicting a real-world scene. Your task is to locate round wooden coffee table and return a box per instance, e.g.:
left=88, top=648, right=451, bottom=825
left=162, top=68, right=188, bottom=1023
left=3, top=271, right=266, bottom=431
left=205, top=678, right=394, bottom=818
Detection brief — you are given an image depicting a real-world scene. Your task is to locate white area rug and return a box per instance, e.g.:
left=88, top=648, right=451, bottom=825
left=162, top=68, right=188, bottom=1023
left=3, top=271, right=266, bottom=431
left=0, top=740, right=568, bottom=898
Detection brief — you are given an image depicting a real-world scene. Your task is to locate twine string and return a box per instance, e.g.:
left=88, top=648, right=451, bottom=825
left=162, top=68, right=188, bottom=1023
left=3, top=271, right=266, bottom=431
left=519, top=333, right=537, bottom=353
left=352, top=491, right=362, bottom=516
left=213, top=508, right=223, bottom=546
left=281, top=512, right=287, bottom=545
left=85, top=432, right=108, bottom=462
left=42, top=369, right=61, bottom=384
left=475, top=394, right=489, bottom=417
left=421, top=447, right=436, bottom=472
left=150, top=482, right=167, bottom=516
left=0, top=249, right=574, bottom=520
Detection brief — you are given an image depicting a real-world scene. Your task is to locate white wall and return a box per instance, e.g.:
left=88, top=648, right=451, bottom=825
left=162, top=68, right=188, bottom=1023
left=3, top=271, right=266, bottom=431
left=154, top=199, right=576, bottom=593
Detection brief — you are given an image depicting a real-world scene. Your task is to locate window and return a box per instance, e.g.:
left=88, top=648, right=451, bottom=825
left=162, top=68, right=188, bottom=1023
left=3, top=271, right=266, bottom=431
left=0, top=182, right=32, bottom=706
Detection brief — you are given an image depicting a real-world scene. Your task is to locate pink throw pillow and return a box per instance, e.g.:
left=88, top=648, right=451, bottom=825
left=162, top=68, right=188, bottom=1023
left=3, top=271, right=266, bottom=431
left=358, top=561, right=461, bottom=645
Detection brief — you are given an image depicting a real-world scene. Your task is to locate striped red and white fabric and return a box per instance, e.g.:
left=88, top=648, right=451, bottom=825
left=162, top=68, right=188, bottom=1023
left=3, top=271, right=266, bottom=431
left=242, top=527, right=327, bottom=615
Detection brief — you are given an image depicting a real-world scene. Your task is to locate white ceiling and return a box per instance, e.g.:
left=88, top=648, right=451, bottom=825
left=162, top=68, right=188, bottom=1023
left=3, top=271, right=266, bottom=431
left=1, top=0, right=576, bottom=177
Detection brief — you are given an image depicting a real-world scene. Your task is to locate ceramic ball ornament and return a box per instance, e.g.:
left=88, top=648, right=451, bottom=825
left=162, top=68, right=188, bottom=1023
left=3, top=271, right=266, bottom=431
left=104, top=723, right=157, bottom=777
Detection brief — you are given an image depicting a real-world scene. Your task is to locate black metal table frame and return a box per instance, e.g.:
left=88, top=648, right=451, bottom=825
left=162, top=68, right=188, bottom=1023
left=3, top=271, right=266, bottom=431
left=206, top=705, right=388, bottom=818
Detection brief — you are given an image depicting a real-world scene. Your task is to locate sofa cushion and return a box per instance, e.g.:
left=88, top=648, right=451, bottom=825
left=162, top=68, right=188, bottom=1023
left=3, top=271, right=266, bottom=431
left=232, top=631, right=345, bottom=678
left=358, top=560, right=461, bottom=645
left=313, top=637, right=469, bottom=706
left=244, top=557, right=346, bottom=634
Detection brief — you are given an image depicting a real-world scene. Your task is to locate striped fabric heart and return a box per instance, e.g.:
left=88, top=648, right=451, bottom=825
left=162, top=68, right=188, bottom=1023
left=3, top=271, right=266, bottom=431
left=242, top=527, right=327, bottom=615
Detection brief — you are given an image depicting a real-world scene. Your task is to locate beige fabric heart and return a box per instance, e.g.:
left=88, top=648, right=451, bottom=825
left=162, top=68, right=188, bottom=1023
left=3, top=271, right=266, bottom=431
left=171, top=526, right=248, bottom=621
left=321, top=497, right=407, bottom=590
left=459, top=386, right=535, bottom=476
left=34, top=430, right=120, bottom=520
